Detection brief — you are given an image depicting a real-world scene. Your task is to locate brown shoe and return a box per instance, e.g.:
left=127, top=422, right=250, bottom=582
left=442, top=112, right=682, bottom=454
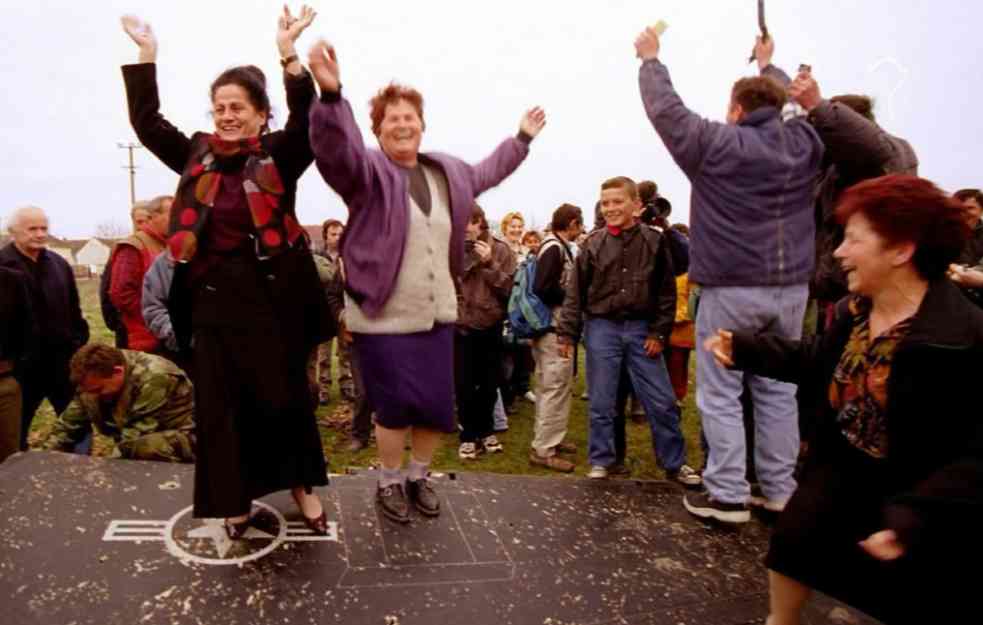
left=529, top=450, right=575, bottom=473
left=553, top=441, right=577, bottom=455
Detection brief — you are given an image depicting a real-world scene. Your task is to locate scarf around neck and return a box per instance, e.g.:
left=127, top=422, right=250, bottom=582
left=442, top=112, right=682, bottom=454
left=167, top=134, right=303, bottom=262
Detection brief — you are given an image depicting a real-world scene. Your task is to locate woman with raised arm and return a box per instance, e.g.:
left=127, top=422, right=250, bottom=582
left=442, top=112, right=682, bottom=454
left=705, top=175, right=983, bottom=624
left=305, top=39, right=546, bottom=524
left=120, top=7, right=332, bottom=538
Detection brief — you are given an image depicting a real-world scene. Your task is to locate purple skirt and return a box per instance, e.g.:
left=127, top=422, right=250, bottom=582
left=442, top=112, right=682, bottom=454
left=352, top=324, right=456, bottom=433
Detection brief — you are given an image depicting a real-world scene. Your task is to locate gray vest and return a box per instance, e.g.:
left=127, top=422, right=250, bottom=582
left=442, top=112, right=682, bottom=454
left=345, top=165, right=458, bottom=334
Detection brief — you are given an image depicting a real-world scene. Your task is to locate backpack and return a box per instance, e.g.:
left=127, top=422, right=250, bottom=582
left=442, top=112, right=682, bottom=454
left=506, top=238, right=570, bottom=339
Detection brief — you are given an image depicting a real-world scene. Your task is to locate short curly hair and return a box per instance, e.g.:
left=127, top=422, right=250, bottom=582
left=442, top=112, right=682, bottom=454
left=731, top=76, right=787, bottom=114
left=369, top=83, right=425, bottom=137
left=70, top=344, right=125, bottom=385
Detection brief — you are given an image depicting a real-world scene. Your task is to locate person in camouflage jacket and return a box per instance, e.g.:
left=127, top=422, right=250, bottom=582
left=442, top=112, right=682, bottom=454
left=42, top=344, right=195, bottom=462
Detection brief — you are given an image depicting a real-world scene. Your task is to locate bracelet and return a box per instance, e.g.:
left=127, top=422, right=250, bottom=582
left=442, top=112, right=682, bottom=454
left=280, top=54, right=299, bottom=68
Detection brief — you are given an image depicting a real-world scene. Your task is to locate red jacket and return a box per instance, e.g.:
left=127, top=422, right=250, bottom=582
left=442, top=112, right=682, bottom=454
left=109, top=228, right=166, bottom=352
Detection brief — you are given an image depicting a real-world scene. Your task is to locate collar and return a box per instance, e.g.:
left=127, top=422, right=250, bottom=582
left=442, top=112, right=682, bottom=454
left=738, top=106, right=781, bottom=127
left=902, top=279, right=983, bottom=348
left=606, top=222, right=639, bottom=237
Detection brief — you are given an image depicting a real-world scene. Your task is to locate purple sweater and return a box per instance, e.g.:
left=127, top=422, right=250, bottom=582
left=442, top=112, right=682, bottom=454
left=309, top=93, right=530, bottom=317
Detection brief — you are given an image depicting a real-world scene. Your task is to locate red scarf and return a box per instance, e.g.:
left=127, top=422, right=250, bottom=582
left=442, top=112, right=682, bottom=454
left=168, top=134, right=303, bottom=262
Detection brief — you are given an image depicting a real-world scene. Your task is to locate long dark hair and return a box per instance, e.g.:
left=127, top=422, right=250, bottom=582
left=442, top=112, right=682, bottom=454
left=209, top=65, right=273, bottom=133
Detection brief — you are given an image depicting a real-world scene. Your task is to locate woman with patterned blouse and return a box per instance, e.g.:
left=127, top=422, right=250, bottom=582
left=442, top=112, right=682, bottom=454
left=706, top=174, right=983, bottom=624
left=121, top=7, right=331, bottom=539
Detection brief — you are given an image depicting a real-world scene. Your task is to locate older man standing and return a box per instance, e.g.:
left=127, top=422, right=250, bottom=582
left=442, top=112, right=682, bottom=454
left=635, top=27, right=824, bottom=522
left=0, top=206, right=89, bottom=450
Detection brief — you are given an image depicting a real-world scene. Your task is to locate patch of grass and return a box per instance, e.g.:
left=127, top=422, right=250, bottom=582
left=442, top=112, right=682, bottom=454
left=34, top=278, right=705, bottom=482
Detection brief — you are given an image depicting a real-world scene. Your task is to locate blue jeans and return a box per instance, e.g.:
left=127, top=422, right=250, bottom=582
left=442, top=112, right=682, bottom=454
left=585, top=318, right=685, bottom=471
left=695, top=284, right=808, bottom=504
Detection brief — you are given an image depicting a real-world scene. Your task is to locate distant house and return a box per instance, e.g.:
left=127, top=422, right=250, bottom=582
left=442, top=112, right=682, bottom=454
left=75, top=238, right=115, bottom=275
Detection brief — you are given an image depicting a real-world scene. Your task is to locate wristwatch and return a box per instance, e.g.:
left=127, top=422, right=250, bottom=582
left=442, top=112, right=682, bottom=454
left=280, top=54, right=299, bottom=68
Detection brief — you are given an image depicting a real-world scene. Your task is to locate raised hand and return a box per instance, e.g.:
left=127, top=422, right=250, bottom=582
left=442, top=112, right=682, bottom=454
left=277, top=4, right=317, bottom=54
left=634, top=25, right=661, bottom=61
left=121, top=15, right=157, bottom=63
left=788, top=73, right=822, bottom=112
left=308, top=40, right=341, bottom=94
left=519, top=106, right=546, bottom=138
left=753, top=35, right=774, bottom=70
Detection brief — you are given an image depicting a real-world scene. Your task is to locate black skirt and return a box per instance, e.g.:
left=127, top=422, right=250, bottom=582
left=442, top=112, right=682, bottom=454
left=189, top=253, right=327, bottom=518
left=766, top=429, right=972, bottom=623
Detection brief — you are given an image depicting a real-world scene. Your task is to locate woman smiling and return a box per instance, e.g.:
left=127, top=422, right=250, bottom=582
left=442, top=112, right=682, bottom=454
left=120, top=7, right=331, bottom=539
left=706, top=174, right=983, bottom=624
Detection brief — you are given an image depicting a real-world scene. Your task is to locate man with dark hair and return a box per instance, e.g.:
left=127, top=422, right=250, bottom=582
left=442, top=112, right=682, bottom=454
left=528, top=203, right=582, bottom=472
left=455, top=204, right=516, bottom=460
left=42, top=344, right=195, bottom=462
left=635, top=27, right=823, bottom=522
left=557, top=177, right=699, bottom=485
left=949, top=188, right=983, bottom=305
left=0, top=206, right=89, bottom=451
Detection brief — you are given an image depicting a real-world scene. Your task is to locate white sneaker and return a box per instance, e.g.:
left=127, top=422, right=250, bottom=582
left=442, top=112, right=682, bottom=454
left=748, top=495, right=788, bottom=513
left=524, top=391, right=537, bottom=403
left=481, top=435, right=504, bottom=453
left=458, top=442, right=479, bottom=460
left=587, top=465, right=608, bottom=479
left=668, top=464, right=702, bottom=489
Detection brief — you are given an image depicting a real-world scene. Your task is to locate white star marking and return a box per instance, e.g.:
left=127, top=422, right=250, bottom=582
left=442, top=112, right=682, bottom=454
left=186, top=520, right=275, bottom=559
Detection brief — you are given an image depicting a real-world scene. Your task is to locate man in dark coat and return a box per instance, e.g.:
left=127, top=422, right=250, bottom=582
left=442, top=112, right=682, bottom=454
left=0, top=206, right=89, bottom=450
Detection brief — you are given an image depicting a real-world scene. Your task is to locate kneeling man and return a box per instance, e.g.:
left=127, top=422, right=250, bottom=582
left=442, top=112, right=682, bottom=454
left=43, top=344, right=195, bottom=462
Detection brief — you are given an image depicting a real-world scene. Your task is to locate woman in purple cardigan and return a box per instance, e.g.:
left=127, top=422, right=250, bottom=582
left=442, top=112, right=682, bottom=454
left=306, top=40, right=546, bottom=523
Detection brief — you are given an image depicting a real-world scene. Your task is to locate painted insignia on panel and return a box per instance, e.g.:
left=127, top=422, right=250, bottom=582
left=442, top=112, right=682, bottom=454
left=103, top=501, right=338, bottom=566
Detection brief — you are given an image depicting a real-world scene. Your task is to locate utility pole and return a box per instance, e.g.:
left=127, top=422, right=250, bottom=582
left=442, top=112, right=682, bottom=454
left=117, top=142, right=143, bottom=206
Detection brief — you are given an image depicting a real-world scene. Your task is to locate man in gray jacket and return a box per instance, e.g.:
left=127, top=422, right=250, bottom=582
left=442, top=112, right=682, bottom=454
left=635, top=26, right=824, bottom=522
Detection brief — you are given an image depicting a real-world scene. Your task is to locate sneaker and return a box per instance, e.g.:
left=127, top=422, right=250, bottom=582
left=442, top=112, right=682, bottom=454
left=683, top=491, right=750, bottom=524
left=376, top=483, right=410, bottom=523
left=528, top=450, right=575, bottom=473
left=587, top=465, right=608, bottom=479
left=406, top=478, right=440, bottom=517
left=524, top=391, right=537, bottom=403
left=580, top=392, right=589, bottom=400
left=668, top=465, right=702, bottom=489
left=458, top=442, right=480, bottom=460
left=482, top=435, right=504, bottom=453
left=748, top=495, right=788, bottom=513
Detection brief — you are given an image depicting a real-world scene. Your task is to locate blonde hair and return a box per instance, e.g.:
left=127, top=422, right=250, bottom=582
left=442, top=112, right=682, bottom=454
left=500, top=211, right=525, bottom=236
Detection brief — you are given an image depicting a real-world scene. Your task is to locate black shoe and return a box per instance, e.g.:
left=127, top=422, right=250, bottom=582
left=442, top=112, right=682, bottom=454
left=224, top=516, right=252, bottom=540
left=683, top=490, right=750, bottom=524
left=376, top=483, right=410, bottom=523
left=609, top=462, right=631, bottom=476
left=406, top=478, right=441, bottom=517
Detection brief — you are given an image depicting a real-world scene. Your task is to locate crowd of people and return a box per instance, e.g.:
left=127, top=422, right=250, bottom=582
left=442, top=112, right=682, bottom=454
left=0, top=8, right=980, bottom=624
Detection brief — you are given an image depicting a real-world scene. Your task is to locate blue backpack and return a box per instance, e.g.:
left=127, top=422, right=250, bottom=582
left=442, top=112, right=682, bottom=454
left=507, top=239, right=567, bottom=339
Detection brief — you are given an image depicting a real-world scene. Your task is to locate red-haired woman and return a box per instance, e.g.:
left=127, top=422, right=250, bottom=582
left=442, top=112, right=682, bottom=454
left=121, top=7, right=332, bottom=538
left=706, top=174, right=983, bottom=623
left=305, top=40, right=546, bottom=524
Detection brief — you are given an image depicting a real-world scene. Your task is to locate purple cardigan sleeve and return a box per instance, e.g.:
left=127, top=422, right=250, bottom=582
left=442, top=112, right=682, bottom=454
left=467, top=137, right=530, bottom=196
left=308, top=94, right=375, bottom=206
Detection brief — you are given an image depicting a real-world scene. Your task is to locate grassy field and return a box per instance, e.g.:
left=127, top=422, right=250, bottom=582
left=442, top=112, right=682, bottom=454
left=30, top=278, right=705, bottom=480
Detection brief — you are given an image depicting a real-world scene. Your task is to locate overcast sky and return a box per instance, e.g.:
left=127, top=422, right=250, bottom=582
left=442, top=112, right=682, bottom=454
left=1, top=0, right=980, bottom=238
